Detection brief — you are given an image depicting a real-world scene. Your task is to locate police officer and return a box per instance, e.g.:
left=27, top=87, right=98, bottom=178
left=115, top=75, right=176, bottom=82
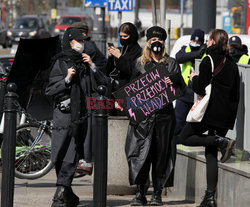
left=229, top=35, right=250, bottom=64
left=174, top=29, right=206, bottom=142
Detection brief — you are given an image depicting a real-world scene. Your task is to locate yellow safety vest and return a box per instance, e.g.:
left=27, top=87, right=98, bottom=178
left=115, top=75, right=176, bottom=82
left=181, top=46, right=206, bottom=85
left=238, top=54, right=250, bottom=64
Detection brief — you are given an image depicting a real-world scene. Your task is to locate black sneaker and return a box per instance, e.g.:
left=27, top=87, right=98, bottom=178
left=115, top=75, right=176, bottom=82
left=130, top=192, right=147, bottom=206
left=149, top=191, right=163, bottom=206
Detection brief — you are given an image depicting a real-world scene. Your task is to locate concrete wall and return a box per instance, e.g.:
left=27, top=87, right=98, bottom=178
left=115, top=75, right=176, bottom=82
left=170, top=146, right=250, bottom=207
left=107, top=116, right=136, bottom=195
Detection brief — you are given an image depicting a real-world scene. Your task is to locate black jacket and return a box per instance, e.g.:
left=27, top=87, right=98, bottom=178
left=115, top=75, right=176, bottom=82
left=106, top=42, right=142, bottom=88
left=125, top=56, right=184, bottom=187
left=84, top=40, right=107, bottom=72
left=229, top=47, right=250, bottom=64
left=192, top=44, right=240, bottom=129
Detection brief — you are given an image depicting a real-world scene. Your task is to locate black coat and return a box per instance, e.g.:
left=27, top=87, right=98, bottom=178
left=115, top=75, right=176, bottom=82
left=106, top=42, right=142, bottom=88
left=192, top=44, right=240, bottom=129
left=45, top=58, right=108, bottom=163
left=84, top=40, right=107, bottom=72
left=229, top=46, right=250, bottom=64
left=125, top=56, right=185, bottom=187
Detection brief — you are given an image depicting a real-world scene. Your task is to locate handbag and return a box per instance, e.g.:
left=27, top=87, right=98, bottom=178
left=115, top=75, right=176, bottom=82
left=186, top=54, right=225, bottom=122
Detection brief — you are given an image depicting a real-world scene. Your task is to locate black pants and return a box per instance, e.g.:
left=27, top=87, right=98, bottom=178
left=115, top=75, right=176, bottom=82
left=135, top=113, right=176, bottom=190
left=174, top=99, right=193, bottom=137
left=55, top=157, right=78, bottom=187
left=179, top=122, right=228, bottom=191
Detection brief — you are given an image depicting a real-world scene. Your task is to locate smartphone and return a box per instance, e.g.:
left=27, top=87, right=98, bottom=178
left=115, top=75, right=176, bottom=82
left=108, top=42, right=114, bottom=47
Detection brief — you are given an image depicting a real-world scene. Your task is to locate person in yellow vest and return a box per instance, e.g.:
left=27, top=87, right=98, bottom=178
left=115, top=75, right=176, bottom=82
left=229, top=36, right=250, bottom=64
left=175, top=29, right=206, bottom=143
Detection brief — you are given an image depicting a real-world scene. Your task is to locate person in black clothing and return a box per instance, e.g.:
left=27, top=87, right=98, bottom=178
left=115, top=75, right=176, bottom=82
left=69, top=22, right=107, bottom=71
left=175, top=29, right=206, bottom=142
left=67, top=22, right=108, bottom=177
left=46, top=28, right=107, bottom=207
left=229, top=35, right=250, bottom=64
left=179, top=29, right=240, bottom=207
left=126, top=26, right=185, bottom=206
left=106, top=22, right=142, bottom=115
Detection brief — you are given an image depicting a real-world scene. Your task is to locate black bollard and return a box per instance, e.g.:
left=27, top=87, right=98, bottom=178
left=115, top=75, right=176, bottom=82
left=0, top=78, right=6, bottom=121
left=0, top=78, right=6, bottom=146
left=1, top=83, right=18, bottom=207
left=93, top=85, right=108, bottom=207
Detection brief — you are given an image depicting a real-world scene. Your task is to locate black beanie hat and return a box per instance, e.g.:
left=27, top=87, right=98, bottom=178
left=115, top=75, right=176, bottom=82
left=146, top=26, right=167, bottom=41
left=191, top=29, right=204, bottom=43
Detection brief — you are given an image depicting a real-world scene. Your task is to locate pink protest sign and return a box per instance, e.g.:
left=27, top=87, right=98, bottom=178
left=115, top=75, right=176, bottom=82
left=113, top=63, right=183, bottom=124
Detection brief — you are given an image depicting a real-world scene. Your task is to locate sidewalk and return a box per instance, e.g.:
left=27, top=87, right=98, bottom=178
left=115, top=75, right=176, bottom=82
left=12, top=169, right=198, bottom=207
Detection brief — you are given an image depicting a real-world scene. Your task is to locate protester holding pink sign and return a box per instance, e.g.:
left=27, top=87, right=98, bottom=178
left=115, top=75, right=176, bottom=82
left=125, top=26, right=185, bottom=206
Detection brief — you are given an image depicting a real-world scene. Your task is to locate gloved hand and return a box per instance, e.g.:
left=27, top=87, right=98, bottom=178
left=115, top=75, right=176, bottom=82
left=199, top=44, right=207, bottom=58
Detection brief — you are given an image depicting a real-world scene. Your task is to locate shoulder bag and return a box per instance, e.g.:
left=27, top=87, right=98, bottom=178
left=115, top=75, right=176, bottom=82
left=186, top=55, right=226, bottom=122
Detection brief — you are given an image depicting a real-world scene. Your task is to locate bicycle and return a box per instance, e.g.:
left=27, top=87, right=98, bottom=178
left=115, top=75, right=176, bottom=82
left=0, top=103, right=54, bottom=180
left=14, top=120, right=54, bottom=179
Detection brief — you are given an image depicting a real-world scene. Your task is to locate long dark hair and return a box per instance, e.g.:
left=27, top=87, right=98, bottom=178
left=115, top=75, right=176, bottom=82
left=209, top=29, right=229, bottom=54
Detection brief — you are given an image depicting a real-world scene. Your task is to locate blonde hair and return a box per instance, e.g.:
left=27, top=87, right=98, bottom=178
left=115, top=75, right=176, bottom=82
left=141, top=40, right=167, bottom=65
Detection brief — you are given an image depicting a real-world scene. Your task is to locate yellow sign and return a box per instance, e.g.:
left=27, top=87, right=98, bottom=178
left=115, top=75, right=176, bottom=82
left=51, top=9, right=57, bottom=19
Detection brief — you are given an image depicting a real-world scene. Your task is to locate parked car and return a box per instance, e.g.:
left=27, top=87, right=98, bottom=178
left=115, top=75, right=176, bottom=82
left=0, top=55, right=15, bottom=78
left=7, top=15, right=51, bottom=44
left=54, top=15, right=93, bottom=38
left=0, top=21, right=12, bottom=48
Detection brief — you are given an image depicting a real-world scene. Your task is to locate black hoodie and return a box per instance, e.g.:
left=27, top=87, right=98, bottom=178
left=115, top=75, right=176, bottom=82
left=106, top=22, right=142, bottom=88
left=229, top=46, right=250, bottom=64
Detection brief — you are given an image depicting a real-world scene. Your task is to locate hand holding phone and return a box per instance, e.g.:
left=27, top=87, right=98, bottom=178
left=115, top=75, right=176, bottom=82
left=108, top=43, right=114, bottom=47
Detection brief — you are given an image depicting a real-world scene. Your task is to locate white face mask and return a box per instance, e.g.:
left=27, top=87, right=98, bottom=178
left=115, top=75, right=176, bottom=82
left=72, top=41, right=84, bottom=53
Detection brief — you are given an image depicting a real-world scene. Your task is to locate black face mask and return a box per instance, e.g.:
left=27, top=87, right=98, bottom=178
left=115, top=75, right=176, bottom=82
left=150, top=41, right=164, bottom=54
left=120, top=38, right=131, bottom=46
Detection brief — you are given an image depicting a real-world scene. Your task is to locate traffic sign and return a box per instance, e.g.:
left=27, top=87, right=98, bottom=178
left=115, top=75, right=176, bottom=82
left=108, top=0, right=133, bottom=11
left=84, top=0, right=107, bottom=7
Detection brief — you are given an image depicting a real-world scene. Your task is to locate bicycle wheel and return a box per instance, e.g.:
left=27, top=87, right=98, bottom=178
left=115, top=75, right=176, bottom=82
left=14, top=123, right=54, bottom=179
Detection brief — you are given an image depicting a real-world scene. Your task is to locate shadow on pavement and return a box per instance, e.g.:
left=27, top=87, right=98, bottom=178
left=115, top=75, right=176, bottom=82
left=166, top=200, right=196, bottom=205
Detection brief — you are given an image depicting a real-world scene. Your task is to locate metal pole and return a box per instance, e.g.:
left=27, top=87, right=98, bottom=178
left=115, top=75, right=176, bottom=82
left=166, top=19, right=171, bottom=55
left=51, top=0, right=57, bottom=32
left=180, top=0, right=184, bottom=36
left=192, top=0, right=216, bottom=33
left=134, top=0, right=140, bottom=25
left=117, top=11, right=122, bottom=47
left=1, top=83, right=18, bottom=207
left=93, top=85, right=108, bottom=207
left=243, top=0, right=247, bottom=34
left=92, top=7, right=106, bottom=55
left=152, top=0, right=157, bottom=26
left=0, top=79, right=6, bottom=121
left=160, top=0, right=166, bottom=28
left=0, top=78, right=6, bottom=145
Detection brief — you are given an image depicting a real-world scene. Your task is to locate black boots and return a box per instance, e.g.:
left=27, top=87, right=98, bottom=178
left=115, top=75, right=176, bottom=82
left=131, top=184, right=147, bottom=206
left=198, top=190, right=216, bottom=207
left=215, top=136, right=235, bottom=163
left=51, top=186, right=79, bottom=207
left=149, top=189, right=163, bottom=206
